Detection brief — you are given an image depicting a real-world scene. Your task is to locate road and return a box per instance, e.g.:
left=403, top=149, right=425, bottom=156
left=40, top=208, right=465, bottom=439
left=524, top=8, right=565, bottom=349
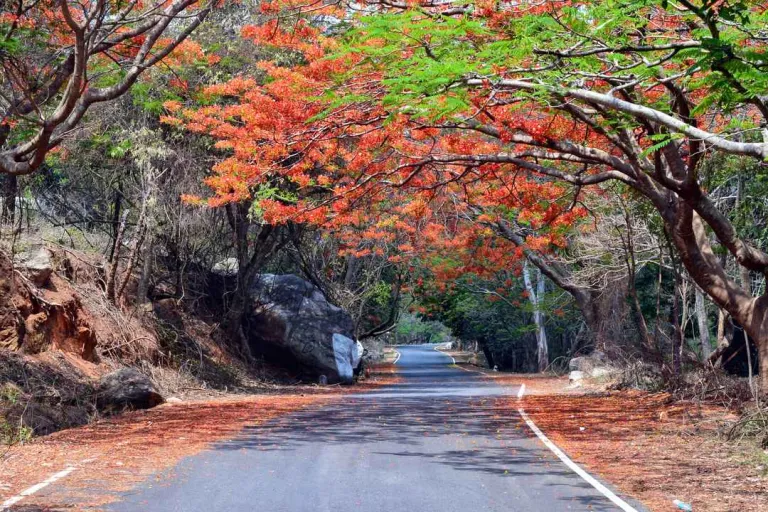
left=109, top=345, right=643, bottom=511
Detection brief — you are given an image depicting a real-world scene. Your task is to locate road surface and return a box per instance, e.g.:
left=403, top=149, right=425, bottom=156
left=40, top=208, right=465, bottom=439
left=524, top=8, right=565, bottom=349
left=109, top=345, right=643, bottom=511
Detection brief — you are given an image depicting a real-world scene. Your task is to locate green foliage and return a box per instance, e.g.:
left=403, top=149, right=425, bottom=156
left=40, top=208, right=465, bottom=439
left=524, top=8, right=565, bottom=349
left=0, top=384, right=33, bottom=447
left=131, top=82, right=182, bottom=115
left=411, top=272, right=581, bottom=371
left=332, top=0, right=766, bottom=128
left=395, top=313, right=453, bottom=345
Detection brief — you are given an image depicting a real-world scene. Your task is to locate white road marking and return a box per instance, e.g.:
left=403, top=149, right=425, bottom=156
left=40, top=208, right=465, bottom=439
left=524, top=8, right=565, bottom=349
left=392, top=349, right=401, bottom=365
left=433, top=344, right=456, bottom=364
left=1, top=466, right=76, bottom=511
left=399, top=348, right=636, bottom=510
left=517, top=408, right=639, bottom=512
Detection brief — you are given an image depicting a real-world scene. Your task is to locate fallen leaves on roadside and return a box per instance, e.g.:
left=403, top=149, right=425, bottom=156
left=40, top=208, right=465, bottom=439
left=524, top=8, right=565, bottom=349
left=1, top=394, right=334, bottom=509
left=496, top=390, right=766, bottom=511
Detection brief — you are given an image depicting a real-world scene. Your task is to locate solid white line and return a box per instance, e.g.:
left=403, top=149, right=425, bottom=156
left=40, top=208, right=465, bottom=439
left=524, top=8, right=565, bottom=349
left=517, top=383, right=526, bottom=399
left=1, top=466, right=76, bottom=510
left=517, top=408, right=638, bottom=512
left=433, top=345, right=456, bottom=364
left=392, top=349, right=401, bottom=365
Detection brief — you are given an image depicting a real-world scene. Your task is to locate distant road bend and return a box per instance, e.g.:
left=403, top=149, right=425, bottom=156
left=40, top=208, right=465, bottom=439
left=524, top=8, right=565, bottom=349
left=110, top=345, right=645, bottom=511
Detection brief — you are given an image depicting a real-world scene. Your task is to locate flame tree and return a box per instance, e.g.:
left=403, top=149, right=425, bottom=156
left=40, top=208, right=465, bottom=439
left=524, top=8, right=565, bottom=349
left=168, top=0, right=768, bottom=389
left=0, top=0, right=213, bottom=221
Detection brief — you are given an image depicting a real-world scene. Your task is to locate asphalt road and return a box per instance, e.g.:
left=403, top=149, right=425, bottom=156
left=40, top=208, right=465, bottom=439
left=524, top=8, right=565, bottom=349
left=109, top=345, right=642, bottom=511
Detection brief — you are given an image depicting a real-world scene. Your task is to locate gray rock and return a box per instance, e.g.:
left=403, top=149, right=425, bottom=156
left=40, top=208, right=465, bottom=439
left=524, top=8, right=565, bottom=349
left=569, top=370, right=586, bottom=383
left=212, top=257, right=239, bottom=276
left=568, top=351, right=608, bottom=373
left=246, top=274, right=360, bottom=383
left=15, top=248, right=53, bottom=286
left=96, top=368, right=164, bottom=413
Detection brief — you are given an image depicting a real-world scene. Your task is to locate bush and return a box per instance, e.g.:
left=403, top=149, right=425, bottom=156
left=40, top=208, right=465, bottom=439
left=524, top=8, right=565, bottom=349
left=0, top=383, right=33, bottom=447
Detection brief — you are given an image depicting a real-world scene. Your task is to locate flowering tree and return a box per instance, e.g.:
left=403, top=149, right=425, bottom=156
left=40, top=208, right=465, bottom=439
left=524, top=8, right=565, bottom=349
left=336, top=0, right=768, bottom=388
left=0, top=0, right=213, bottom=177
left=169, top=0, right=768, bottom=389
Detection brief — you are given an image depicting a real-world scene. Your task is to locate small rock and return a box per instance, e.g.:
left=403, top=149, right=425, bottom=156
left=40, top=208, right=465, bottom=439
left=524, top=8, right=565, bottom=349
left=569, top=370, right=585, bottom=383
left=166, top=397, right=183, bottom=404
left=318, top=375, right=328, bottom=385
left=14, top=248, right=53, bottom=286
left=212, top=257, right=239, bottom=276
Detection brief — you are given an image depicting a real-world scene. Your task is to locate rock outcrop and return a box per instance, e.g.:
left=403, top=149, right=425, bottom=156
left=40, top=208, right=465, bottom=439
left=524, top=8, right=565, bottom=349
left=246, top=274, right=362, bottom=383
left=1, top=249, right=96, bottom=359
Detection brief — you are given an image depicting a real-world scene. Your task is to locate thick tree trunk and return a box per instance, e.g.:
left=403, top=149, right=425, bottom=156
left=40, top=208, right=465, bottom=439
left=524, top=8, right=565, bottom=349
left=479, top=339, right=495, bottom=369
left=572, top=290, right=603, bottom=350
left=664, top=205, right=766, bottom=390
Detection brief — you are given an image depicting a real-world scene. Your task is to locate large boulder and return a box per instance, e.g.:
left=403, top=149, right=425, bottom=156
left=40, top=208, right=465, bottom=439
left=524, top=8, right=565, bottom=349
left=246, top=274, right=360, bottom=383
left=96, top=368, right=164, bottom=413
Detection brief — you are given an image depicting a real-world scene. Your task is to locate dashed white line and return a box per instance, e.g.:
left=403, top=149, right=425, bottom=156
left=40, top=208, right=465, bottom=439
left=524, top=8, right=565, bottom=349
left=517, top=383, right=526, bottom=399
left=1, top=466, right=76, bottom=511
left=517, top=408, right=639, bottom=512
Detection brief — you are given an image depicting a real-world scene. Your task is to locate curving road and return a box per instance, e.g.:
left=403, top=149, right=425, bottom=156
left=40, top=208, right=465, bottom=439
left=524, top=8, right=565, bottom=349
left=109, top=345, right=643, bottom=511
